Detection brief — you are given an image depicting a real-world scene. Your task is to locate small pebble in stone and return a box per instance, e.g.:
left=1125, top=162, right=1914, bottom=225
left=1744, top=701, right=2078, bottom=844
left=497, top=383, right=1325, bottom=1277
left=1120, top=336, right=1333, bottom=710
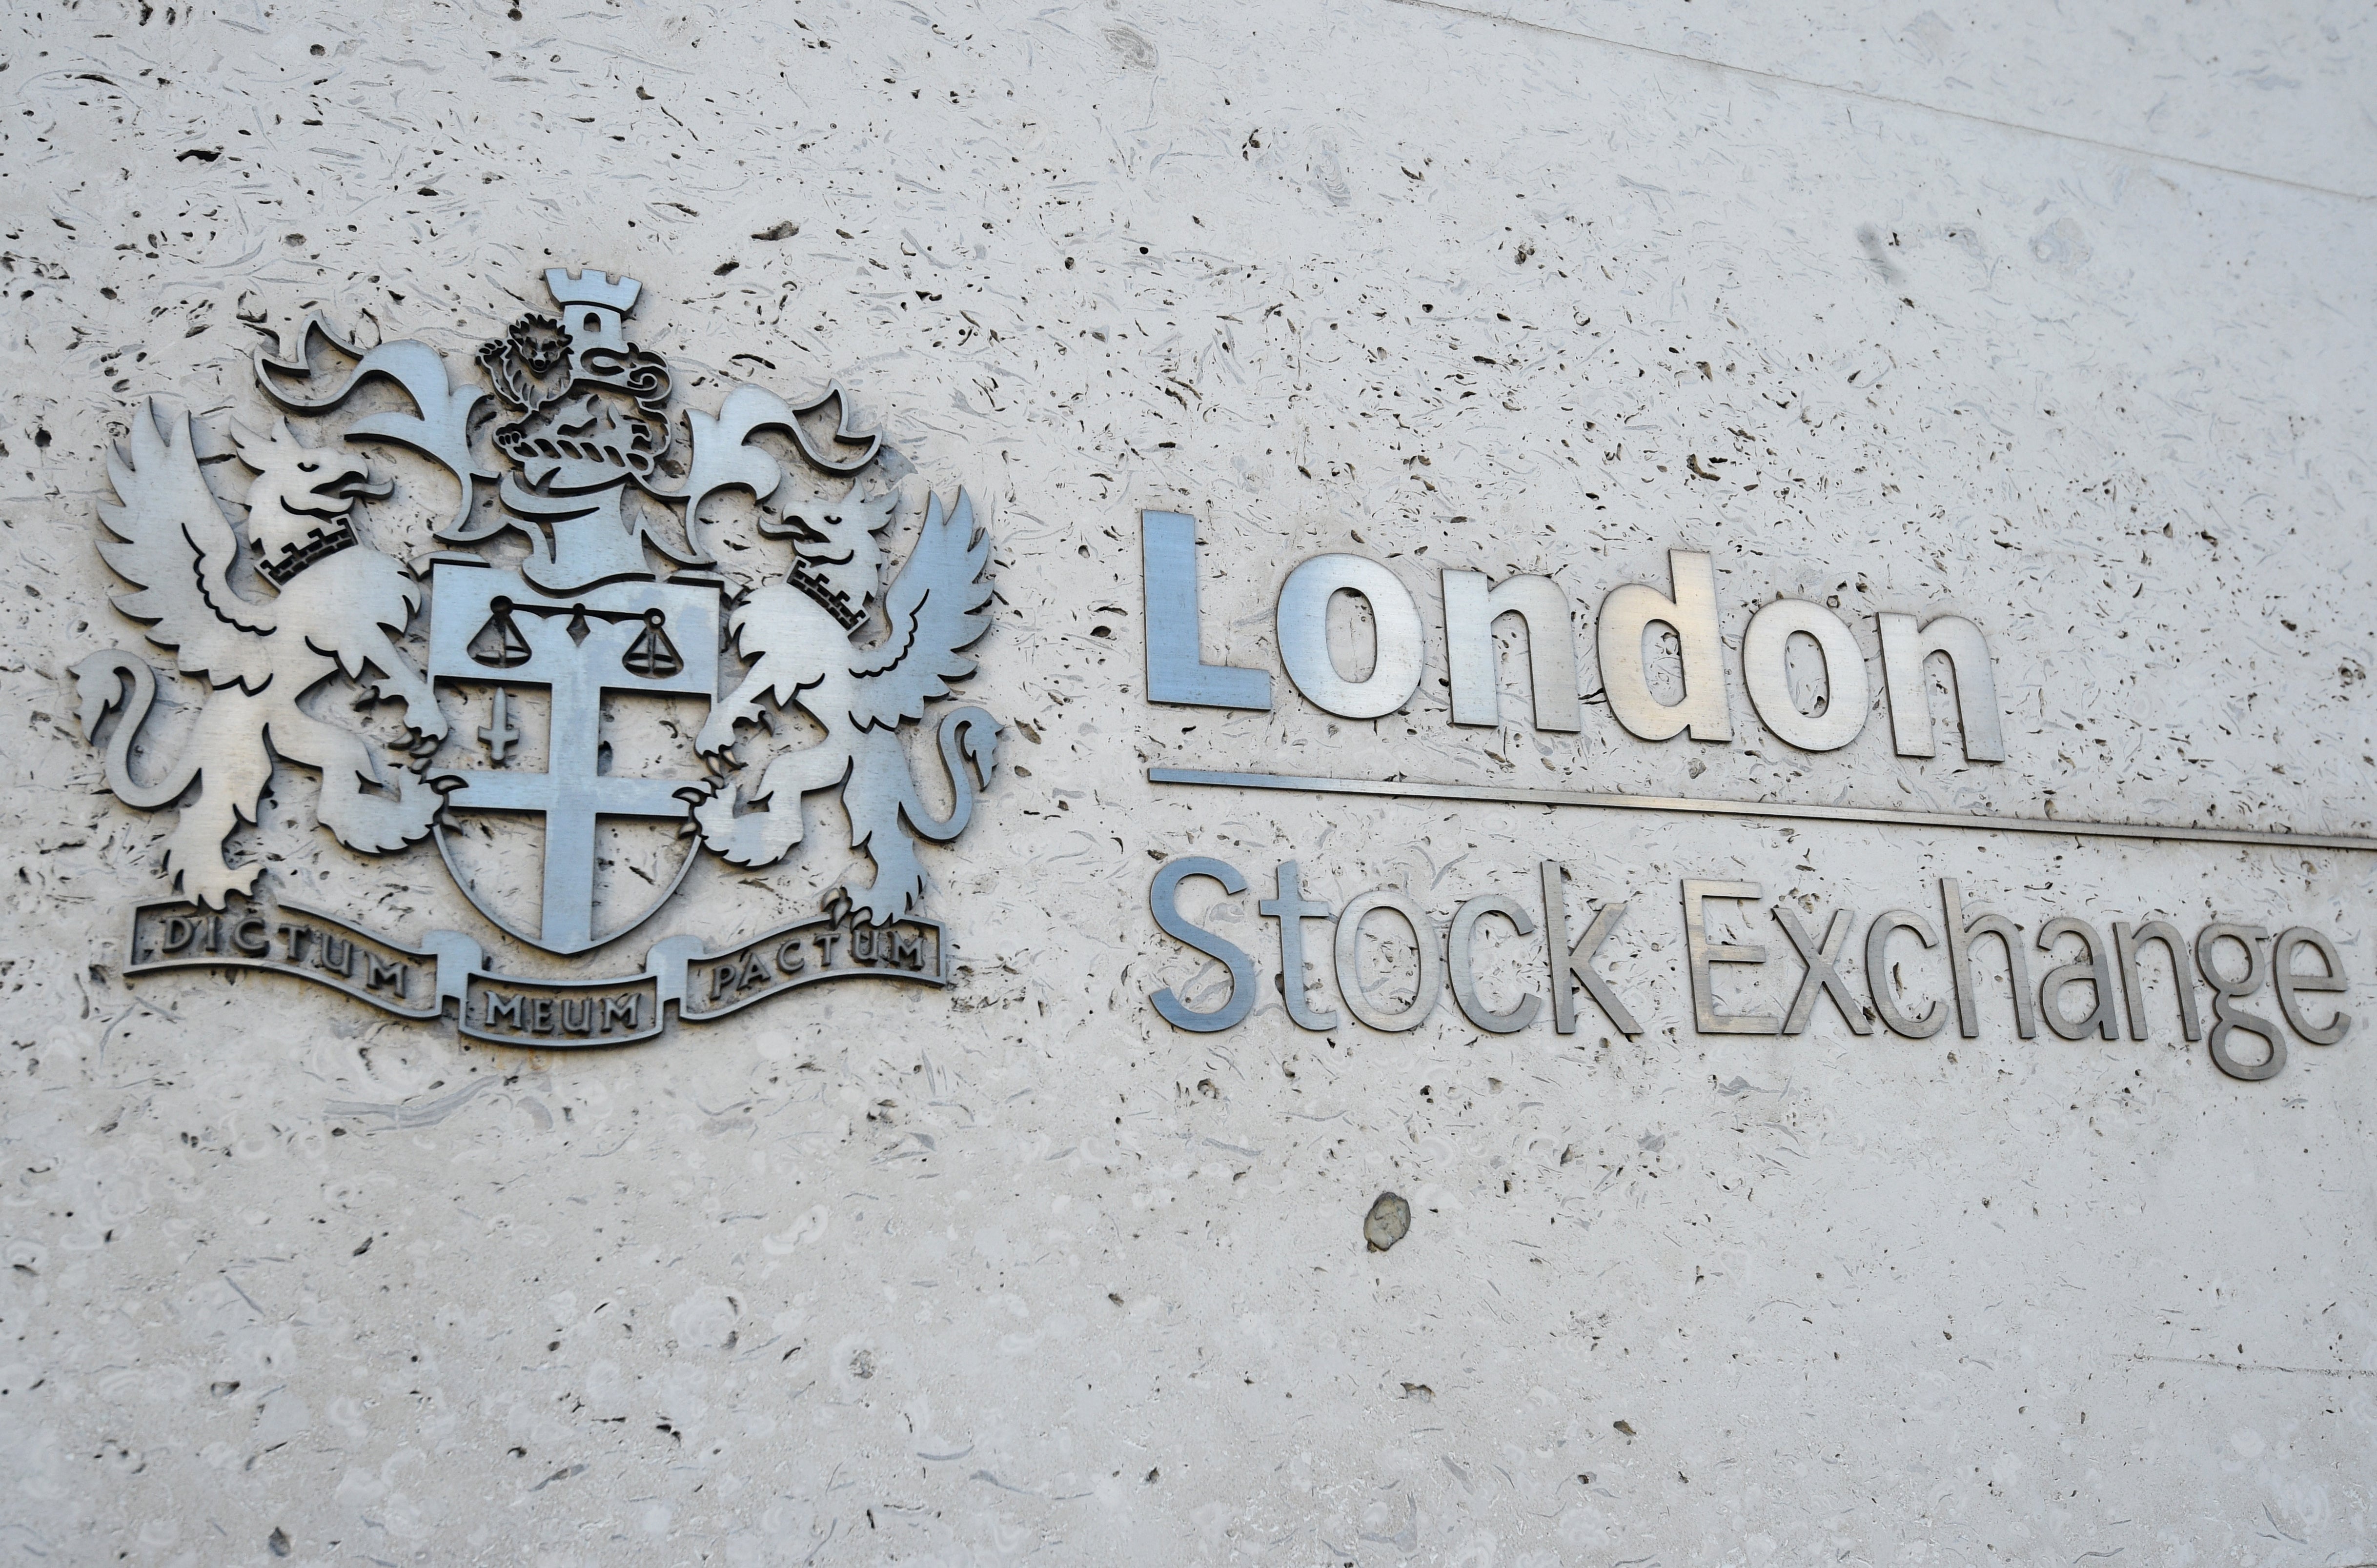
left=1364, top=1191, right=1411, bottom=1251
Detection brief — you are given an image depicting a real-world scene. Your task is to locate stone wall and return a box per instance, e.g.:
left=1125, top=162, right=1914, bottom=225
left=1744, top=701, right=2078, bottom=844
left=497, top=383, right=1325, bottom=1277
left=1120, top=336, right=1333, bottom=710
left=1, top=0, right=2371, bottom=1561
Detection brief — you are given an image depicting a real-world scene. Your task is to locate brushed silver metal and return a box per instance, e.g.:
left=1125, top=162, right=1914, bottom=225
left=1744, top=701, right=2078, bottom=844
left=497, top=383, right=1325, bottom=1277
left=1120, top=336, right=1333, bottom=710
left=1941, top=878, right=2037, bottom=1040
left=427, top=563, right=722, bottom=954
left=75, top=401, right=449, bottom=909
left=2271, top=927, right=2351, bottom=1045
left=1442, top=569, right=1582, bottom=732
left=1332, top=888, right=1442, bottom=1032
left=1446, top=892, right=1540, bottom=1033
left=1148, top=857, right=1258, bottom=1033
left=1775, top=904, right=1871, bottom=1035
left=1682, top=878, right=1781, bottom=1034
left=1141, top=510, right=1273, bottom=710
left=256, top=317, right=495, bottom=539
left=1538, top=861, right=1641, bottom=1037
left=1143, top=768, right=2377, bottom=854
left=2111, top=920, right=2204, bottom=1043
left=2036, top=916, right=2120, bottom=1041
left=1878, top=611, right=2008, bottom=762
left=1259, top=860, right=1340, bottom=1031
left=1866, top=908, right=1948, bottom=1038
left=1276, top=553, right=1425, bottom=720
left=690, top=488, right=999, bottom=925
left=679, top=381, right=880, bottom=565
left=1596, top=549, right=1730, bottom=743
left=2196, top=924, right=2285, bottom=1081
left=81, top=266, right=1002, bottom=1007
left=1742, top=598, right=1869, bottom=752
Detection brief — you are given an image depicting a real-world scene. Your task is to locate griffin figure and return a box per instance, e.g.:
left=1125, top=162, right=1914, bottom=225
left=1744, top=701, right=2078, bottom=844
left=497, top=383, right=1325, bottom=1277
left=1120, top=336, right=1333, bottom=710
left=691, top=486, right=999, bottom=927
left=74, top=402, right=448, bottom=906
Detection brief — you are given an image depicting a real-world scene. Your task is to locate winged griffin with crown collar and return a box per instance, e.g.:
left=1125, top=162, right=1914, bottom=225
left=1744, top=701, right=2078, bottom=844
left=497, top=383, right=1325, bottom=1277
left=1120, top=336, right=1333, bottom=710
left=687, top=477, right=1000, bottom=927
left=73, top=405, right=449, bottom=907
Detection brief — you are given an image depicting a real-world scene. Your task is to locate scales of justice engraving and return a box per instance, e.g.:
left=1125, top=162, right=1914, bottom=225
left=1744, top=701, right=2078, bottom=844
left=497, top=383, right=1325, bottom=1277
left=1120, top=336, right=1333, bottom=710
left=71, top=267, right=999, bottom=1042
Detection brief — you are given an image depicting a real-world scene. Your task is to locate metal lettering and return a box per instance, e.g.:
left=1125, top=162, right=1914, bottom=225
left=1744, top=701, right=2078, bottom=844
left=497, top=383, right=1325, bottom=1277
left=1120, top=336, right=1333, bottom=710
left=1538, top=863, right=1640, bottom=1037
left=319, top=935, right=355, bottom=978
left=1446, top=893, right=1540, bottom=1035
left=2196, top=924, right=2283, bottom=1081
left=774, top=939, right=809, bottom=976
left=484, top=991, right=524, bottom=1029
left=2035, top=917, right=2118, bottom=1041
left=159, top=915, right=196, bottom=953
left=814, top=930, right=843, bottom=968
left=601, top=994, right=641, bottom=1032
left=1332, top=889, right=1442, bottom=1033
left=231, top=916, right=271, bottom=957
left=1941, top=879, right=2038, bottom=1040
left=1774, top=905, right=1870, bottom=1036
left=1681, top=879, right=1778, bottom=1035
left=1148, top=857, right=1258, bottom=1033
left=530, top=997, right=555, bottom=1034
left=1141, top=510, right=1271, bottom=710
left=2111, top=920, right=2203, bottom=1043
left=1743, top=600, right=1868, bottom=752
left=1442, top=570, right=1581, bottom=732
left=1877, top=612, right=2006, bottom=762
left=1866, top=909, right=1947, bottom=1039
left=1276, top=554, right=1426, bottom=720
left=892, top=930, right=925, bottom=972
left=1259, top=860, right=1339, bottom=1032
left=365, top=954, right=409, bottom=995
left=559, top=997, right=592, bottom=1035
left=2271, top=927, right=2350, bottom=1046
left=1597, top=550, right=1730, bottom=743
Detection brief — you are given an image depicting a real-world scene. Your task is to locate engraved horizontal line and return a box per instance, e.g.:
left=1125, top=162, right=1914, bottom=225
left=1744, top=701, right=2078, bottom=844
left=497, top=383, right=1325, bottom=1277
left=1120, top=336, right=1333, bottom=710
left=1382, top=0, right=2374, bottom=204
left=1147, top=767, right=2377, bottom=854
left=2126, top=1354, right=2377, bottom=1378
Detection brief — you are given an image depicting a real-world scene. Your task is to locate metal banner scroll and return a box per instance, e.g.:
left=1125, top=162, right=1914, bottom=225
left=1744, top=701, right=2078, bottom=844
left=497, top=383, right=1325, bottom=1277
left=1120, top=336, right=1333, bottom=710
left=124, top=892, right=948, bottom=1048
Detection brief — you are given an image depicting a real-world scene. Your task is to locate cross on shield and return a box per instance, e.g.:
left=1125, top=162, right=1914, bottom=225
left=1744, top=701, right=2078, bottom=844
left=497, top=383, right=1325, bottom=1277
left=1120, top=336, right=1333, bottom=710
left=427, top=561, right=721, bottom=954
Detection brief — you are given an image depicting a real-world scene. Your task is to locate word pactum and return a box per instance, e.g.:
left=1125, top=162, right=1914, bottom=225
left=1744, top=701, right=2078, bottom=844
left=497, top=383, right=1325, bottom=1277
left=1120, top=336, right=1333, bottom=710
left=1141, top=512, right=2004, bottom=758
left=1147, top=860, right=2352, bottom=1083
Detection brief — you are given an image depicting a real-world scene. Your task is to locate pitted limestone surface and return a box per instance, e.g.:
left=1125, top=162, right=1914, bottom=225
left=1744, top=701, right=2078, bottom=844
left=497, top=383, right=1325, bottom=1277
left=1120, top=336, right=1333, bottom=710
left=0, top=1, right=2372, bottom=1563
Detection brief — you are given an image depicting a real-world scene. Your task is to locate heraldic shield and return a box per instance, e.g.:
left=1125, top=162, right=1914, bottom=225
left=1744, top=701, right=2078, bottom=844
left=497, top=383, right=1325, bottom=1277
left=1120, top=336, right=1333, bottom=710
left=72, top=266, right=998, bottom=1042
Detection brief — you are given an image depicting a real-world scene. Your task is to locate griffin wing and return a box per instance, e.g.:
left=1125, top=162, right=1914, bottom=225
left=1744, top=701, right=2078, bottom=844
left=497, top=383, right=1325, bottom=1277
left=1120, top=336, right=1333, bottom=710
left=94, top=400, right=277, bottom=692
left=844, top=489, right=993, bottom=732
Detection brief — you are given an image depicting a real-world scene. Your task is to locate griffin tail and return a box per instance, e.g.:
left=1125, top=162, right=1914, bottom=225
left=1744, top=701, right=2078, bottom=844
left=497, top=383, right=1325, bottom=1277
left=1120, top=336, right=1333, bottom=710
left=74, top=650, right=201, bottom=809
left=825, top=707, right=1000, bottom=926
left=904, top=706, right=999, bottom=844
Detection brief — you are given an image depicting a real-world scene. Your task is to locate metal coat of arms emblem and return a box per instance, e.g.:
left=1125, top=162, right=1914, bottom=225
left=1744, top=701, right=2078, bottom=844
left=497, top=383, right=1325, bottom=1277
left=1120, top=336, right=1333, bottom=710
left=71, top=267, right=998, bottom=1045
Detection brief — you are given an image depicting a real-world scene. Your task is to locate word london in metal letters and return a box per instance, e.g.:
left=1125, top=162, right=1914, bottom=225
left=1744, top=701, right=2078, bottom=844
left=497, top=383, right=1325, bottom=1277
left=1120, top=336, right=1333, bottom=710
left=74, top=267, right=999, bottom=1046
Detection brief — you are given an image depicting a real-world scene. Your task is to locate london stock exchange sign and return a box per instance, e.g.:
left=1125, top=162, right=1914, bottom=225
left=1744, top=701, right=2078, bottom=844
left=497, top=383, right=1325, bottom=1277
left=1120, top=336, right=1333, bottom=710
left=71, top=268, right=999, bottom=1046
